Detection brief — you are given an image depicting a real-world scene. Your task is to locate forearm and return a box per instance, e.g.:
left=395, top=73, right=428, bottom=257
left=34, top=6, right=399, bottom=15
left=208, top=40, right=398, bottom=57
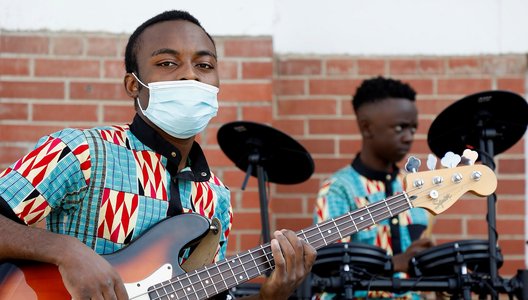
left=0, top=214, right=78, bottom=265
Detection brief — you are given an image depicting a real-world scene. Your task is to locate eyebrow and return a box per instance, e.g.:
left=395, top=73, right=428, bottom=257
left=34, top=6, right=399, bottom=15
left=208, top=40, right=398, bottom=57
left=150, top=48, right=217, bottom=60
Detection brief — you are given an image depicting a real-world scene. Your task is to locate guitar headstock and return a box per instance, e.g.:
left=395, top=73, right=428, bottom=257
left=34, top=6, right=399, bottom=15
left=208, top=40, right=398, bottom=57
left=403, top=163, right=497, bottom=215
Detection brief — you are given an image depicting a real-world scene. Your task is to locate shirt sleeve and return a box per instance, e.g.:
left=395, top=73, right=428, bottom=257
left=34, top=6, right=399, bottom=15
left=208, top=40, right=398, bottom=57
left=314, top=176, right=358, bottom=224
left=0, top=129, right=91, bottom=225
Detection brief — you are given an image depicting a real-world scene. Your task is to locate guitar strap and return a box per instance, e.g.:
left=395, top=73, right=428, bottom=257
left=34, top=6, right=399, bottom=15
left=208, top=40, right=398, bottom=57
left=181, top=217, right=222, bottom=272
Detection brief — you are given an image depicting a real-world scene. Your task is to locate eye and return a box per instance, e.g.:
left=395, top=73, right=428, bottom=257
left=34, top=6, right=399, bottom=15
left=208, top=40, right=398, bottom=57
left=158, top=61, right=177, bottom=67
left=196, top=62, right=214, bottom=69
left=394, top=125, right=403, bottom=133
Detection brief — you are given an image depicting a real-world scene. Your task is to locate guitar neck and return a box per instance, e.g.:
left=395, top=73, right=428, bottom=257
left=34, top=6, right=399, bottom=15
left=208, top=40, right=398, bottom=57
left=147, top=192, right=414, bottom=299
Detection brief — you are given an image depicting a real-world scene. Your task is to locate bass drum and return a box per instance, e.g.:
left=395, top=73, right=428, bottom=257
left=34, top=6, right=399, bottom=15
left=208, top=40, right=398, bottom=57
left=312, top=242, right=393, bottom=279
left=409, top=239, right=504, bottom=277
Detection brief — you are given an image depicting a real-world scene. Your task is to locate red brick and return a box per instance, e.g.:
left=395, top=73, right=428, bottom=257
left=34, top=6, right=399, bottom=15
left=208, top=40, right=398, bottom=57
left=358, top=59, right=385, bottom=75
left=497, top=78, right=525, bottom=94
left=232, top=212, right=265, bottom=230
left=500, top=259, right=524, bottom=277
left=270, top=197, right=304, bottom=214
left=313, top=158, right=354, bottom=173
left=431, top=218, right=463, bottom=235
left=0, top=124, right=64, bottom=142
left=0, top=35, right=49, bottom=54
left=70, top=82, right=128, bottom=100
left=104, top=60, right=125, bottom=79
left=87, top=37, right=118, bottom=57
left=33, top=104, right=98, bottom=122
left=218, top=83, right=272, bottom=102
left=35, top=59, right=100, bottom=77
left=416, top=98, right=457, bottom=115
left=418, top=59, right=445, bottom=74
left=437, top=79, right=492, bottom=95
left=448, top=58, right=481, bottom=74
left=275, top=178, right=320, bottom=195
left=238, top=233, right=263, bottom=250
left=0, top=81, right=64, bottom=99
left=239, top=191, right=261, bottom=209
left=497, top=199, right=525, bottom=216
left=211, top=105, right=238, bottom=124
left=278, top=59, right=322, bottom=76
left=497, top=158, right=525, bottom=174
left=339, top=99, right=355, bottom=116
left=272, top=120, right=305, bottom=136
left=308, top=119, right=357, bottom=135
left=297, top=138, right=335, bottom=155
left=222, top=170, right=258, bottom=190
left=273, top=79, right=305, bottom=95
left=0, top=103, right=28, bottom=120
left=389, top=59, right=419, bottom=75
left=326, top=59, right=356, bottom=75
left=241, top=105, right=272, bottom=123
left=203, top=148, right=235, bottom=168
left=496, top=179, right=525, bottom=195
left=498, top=239, right=525, bottom=255
left=0, top=146, right=32, bottom=165
left=224, top=39, right=273, bottom=58
left=52, top=36, right=83, bottom=55
left=277, top=98, right=337, bottom=116
left=405, top=79, right=434, bottom=95
left=242, top=61, right=272, bottom=79
left=481, top=55, right=527, bottom=75
left=0, top=58, right=30, bottom=76
left=102, top=104, right=135, bottom=123
left=218, top=60, right=239, bottom=80
left=309, top=79, right=361, bottom=95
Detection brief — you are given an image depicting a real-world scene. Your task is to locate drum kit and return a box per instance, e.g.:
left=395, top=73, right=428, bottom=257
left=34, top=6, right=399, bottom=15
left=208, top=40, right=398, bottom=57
left=218, top=90, right=528, bottom=300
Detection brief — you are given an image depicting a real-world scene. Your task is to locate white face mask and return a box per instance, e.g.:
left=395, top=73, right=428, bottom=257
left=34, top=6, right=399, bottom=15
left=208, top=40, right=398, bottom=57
left=133, top=73, right=219, bottom=139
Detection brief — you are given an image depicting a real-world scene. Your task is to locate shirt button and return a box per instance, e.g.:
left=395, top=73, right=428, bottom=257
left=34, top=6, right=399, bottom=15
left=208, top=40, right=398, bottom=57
left=392, top=218, right=398, bottom=225
left=171, top=152, right=177, bottom=158
left=386, top=174, right=391, bottom=180
left=201, top=172, right=207, bottom=177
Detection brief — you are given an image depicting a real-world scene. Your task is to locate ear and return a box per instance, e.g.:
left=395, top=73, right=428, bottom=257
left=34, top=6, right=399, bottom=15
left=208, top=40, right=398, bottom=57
left=124, top=73, right=139, bottom=98
left=358, top=118, right=373, bottom=138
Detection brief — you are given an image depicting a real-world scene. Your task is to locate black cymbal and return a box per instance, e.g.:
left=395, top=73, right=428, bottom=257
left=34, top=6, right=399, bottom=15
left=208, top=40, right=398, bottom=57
left=428, top=90, right=528, bottom=159
left=217, top=121, right=314, bottom=185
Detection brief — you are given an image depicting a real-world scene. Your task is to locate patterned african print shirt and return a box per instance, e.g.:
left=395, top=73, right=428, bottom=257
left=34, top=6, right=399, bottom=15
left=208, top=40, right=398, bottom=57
left=313, top=154, right=430, bottom=300
left=0, top=115, right=232, bottom=261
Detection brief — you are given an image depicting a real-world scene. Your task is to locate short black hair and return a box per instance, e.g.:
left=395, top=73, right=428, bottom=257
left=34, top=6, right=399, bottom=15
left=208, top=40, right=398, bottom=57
left=124, top=10, right=215, bottom=74
left=352, top=76, right=416, bottom=112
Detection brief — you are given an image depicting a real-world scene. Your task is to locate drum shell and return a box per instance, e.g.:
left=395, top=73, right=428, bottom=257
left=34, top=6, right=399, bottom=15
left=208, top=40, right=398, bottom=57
left=409, top=239, right=503, bottom=277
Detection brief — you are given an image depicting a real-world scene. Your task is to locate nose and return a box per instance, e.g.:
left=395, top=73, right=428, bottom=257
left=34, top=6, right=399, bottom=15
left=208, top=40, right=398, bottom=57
left=401, top=128, right=414, bottom=143
left=178, top=63, right=199, bottom=81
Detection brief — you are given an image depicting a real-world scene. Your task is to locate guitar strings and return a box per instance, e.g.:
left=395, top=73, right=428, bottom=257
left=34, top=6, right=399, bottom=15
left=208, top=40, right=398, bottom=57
left=147, top=179, right=475, bottom=300
left=147, top=184, right=442, bottom=300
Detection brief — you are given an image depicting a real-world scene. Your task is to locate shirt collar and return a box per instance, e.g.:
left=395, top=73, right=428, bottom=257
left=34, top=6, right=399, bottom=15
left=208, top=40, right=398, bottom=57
left=351, top=153, right=400, bottom=182
left=129, top=114, right=211, bottom=181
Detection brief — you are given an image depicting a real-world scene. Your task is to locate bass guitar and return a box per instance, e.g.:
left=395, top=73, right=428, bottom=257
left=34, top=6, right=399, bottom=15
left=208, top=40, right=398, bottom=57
left=0, top=164, right=497, bottom=299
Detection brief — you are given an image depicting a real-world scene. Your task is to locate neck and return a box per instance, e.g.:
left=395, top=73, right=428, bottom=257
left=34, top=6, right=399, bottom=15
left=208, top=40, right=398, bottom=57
left=359, top=150, right=393, bottom=173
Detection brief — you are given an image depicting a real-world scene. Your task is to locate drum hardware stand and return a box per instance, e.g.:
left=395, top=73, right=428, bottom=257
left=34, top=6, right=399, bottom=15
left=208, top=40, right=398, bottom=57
left=339, top=252, right=355, bottom=300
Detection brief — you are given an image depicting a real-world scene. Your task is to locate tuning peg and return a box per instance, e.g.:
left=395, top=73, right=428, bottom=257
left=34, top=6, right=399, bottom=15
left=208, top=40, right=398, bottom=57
left=405, top=156, right=421, bottom=173
left=461, top=149, right=478, bottom=165
left=426, top=154, right=437, bottom=171
left=440, top=151, right=461, bottom=168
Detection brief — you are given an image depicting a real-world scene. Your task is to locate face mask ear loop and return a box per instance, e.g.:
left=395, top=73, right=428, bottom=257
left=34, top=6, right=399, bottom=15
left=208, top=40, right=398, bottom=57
left=131, top=72, right=149, bottom=89
left=132, top=73, right=149, bottom=112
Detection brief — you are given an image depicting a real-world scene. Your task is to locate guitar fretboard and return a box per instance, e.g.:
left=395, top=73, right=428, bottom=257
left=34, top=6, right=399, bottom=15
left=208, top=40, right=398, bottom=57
left=147, top=191, right=414, bottom=300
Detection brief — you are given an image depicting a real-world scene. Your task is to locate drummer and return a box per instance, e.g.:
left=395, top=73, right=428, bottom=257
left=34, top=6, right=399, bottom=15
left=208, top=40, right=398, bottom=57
left=313, top=76, right=434, bottom=299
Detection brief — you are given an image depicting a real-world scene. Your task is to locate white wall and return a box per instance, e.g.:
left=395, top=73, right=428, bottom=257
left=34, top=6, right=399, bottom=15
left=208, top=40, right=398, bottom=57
left=1, top=0, right=528, bottom=55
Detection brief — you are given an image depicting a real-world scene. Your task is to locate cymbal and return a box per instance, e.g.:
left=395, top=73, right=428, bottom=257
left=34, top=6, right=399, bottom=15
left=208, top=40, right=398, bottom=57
left=217, top=121, right=314, bottom=185
left=428, top=90, right=528, bottom=158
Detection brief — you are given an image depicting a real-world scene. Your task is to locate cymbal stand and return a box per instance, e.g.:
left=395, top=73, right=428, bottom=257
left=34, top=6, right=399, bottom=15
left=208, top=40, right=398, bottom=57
left=241, top=149, right=271, bottom=247
left=477, top=121, right=501, bottom=299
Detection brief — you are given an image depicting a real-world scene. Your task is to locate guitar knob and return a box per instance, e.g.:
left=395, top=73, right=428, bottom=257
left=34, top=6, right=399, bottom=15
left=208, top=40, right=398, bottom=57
left=452, top=173, right=463, bottom=183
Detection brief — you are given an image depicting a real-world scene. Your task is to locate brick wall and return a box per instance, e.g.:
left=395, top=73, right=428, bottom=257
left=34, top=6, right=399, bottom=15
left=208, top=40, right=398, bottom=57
left=0, top=31, right=526, bottom=278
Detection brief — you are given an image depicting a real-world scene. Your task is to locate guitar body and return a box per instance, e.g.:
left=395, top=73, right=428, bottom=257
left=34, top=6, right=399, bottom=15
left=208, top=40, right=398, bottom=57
left=0, top=213, right=210, bottom=300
